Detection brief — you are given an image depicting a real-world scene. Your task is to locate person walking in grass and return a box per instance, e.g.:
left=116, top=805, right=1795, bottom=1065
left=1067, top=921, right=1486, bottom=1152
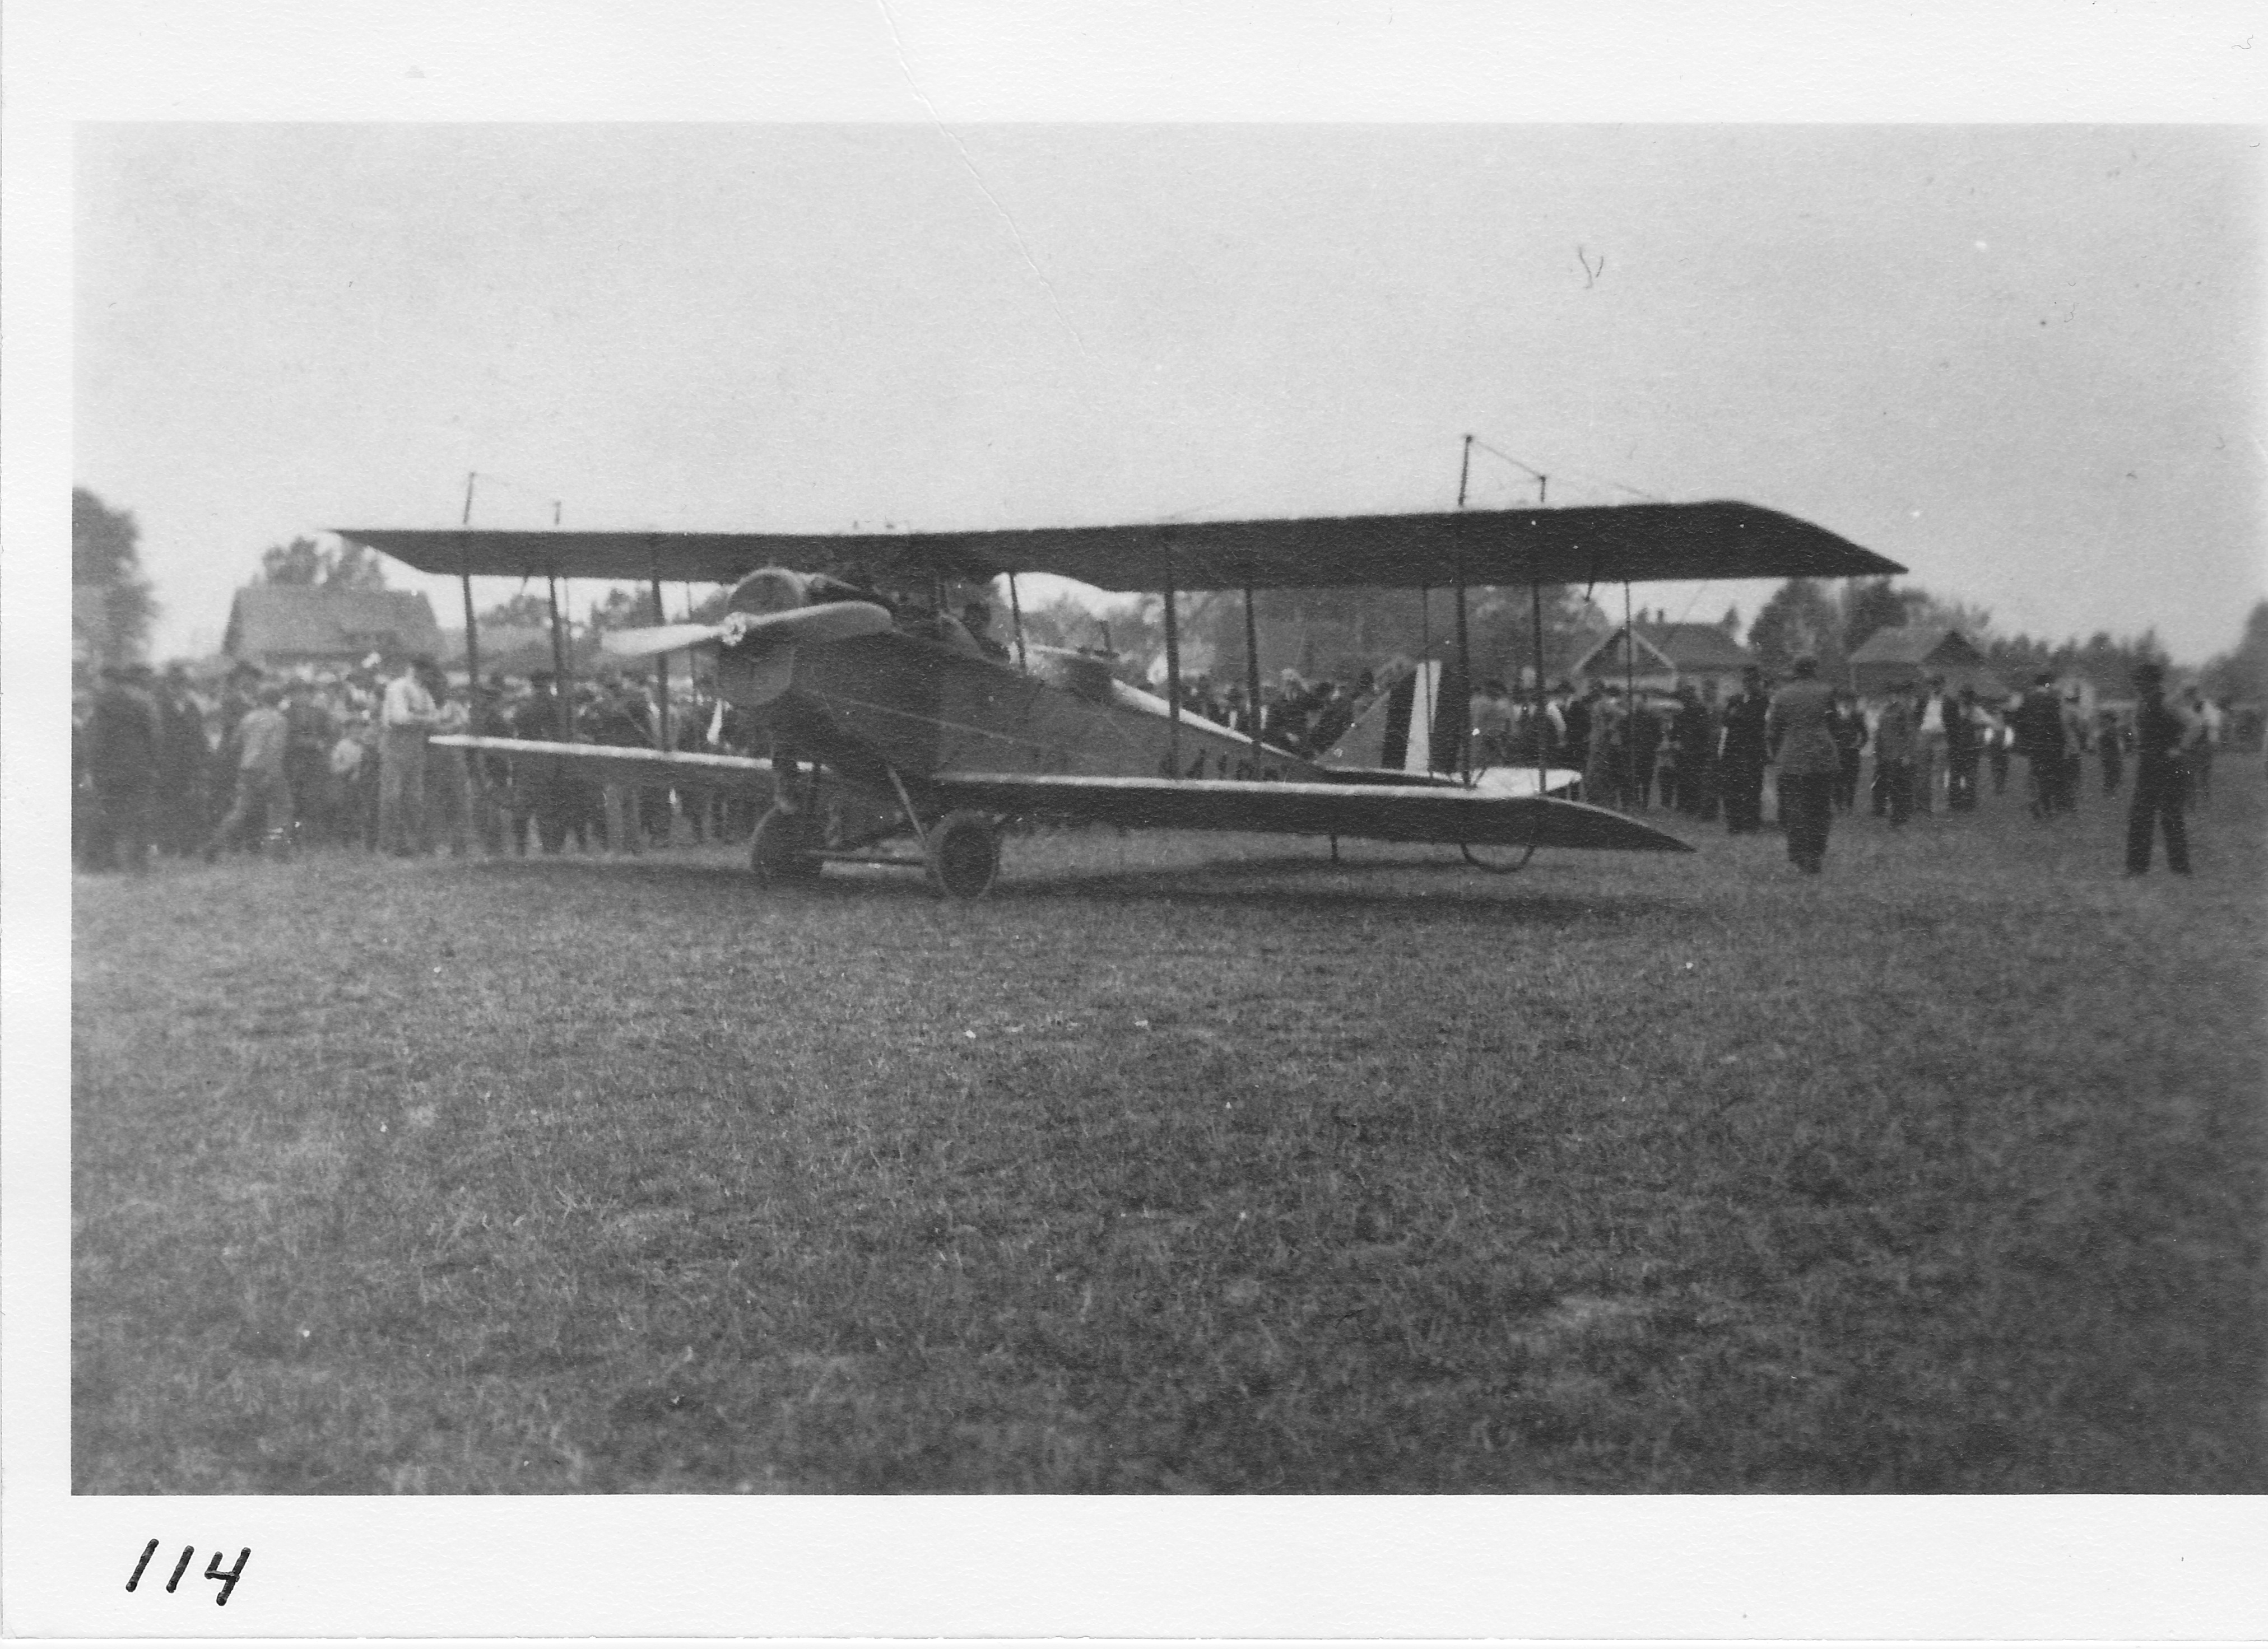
left=202, top=682, right=295, bottom=862
left=1767, top=655, right=1840, bottom=873
left=2125, top=662, right=2193, bottom=876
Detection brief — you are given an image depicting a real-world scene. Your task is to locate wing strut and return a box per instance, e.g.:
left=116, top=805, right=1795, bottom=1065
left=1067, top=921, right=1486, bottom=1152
left=649, top=574, right=671, bottom=753
left=1624, top=580, right=1638, bottom=805
left=1241, top=575, right=1264, bottom=770
left=1163, top=536, right=1182, bottom=777
left=458, top=472, right=481, bottom=695
left=546, top=574, right=574, bottom=739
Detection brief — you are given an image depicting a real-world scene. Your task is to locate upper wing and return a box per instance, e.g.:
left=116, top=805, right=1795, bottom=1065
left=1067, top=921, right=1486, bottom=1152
left=335, top=501, right=1900, bottom=593
left=431, top=735, right=774, bottom=794
left=926, top=772, right=1692, bottom=852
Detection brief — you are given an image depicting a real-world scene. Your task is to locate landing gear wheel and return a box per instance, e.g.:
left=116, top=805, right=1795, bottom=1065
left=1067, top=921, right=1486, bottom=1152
left=748, top=804, right=820, bottom=885
left=925, top=810, right=1001, bottom=899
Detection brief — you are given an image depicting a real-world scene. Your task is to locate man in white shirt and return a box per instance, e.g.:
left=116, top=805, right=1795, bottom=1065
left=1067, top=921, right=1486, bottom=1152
left=1915, top=676, right=1948, bottom=814
left=377, top=655, right=437, bottom=856
left=2185, top=687, right=2224, bottom=805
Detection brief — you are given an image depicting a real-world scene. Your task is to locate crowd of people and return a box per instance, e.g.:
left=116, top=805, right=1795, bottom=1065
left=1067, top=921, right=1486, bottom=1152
left=72, top=654, right=766, bottom=873
left=75, top=645, right=2238, bottom=879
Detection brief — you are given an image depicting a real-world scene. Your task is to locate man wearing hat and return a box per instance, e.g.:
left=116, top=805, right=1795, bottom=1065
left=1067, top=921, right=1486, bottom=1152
left=87, top=663, right=162, bottom=872
left=1718, top=665, right=1771, bottom=833
left=202, top=681, right=294, bottom=861
left=1767, top=655, right=1839, bottom=872
left=1871, top=679, right=1918, bottom=827
left=375, top=654, right=438, bottom=856
left=2124, top=662, right=2192, bottom=875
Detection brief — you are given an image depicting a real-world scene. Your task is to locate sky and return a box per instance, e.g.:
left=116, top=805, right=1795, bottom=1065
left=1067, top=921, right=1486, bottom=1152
left=76, top=123, right=2264, bottom=662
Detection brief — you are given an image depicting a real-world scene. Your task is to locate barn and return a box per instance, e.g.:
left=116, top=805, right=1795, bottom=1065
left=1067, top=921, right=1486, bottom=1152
left=221, top=586, right=443, bottom=671
left=1846, top=625, right=2003, bottom=699
left=1568, top=619, right=1758, bottom=700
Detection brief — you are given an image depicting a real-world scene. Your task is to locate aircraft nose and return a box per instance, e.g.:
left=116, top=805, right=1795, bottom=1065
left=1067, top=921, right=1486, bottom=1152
left=728, top=566, right=808, bottom=616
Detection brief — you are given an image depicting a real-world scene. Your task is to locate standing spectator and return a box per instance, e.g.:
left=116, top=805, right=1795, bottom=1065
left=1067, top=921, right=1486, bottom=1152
left=1768, top=655, right=1840, bottom=873
left=202, top=683, right=294, bottom=861
left=1872, top=683, right=1918, bottom=827
left=1586, top=688, right=1624, bottom=808
left=1914, top=677, right=1949, bottom=815
left=507, top=672, right=569, bottom=853
left=376, top=654, right=438, bottom=857
left=282, top=681, right=337, bottom=844
left=87, top=663, right=162, bottom=873
left=2097, top=708, right=2126, bottom=795
left=424, top=672, right=475, bottom=858
left=152, top=664, right=211, bottom=856
left=582, top=676, right=650, bottom=856
left=1469, top=679, right=1512, bottom=768
left=1668, top=686, right=1709, bottom=814
left=1829, top=688, right=1867, bottom=813
left=1945, top=686, right=1982, bottom=812
left=2183, top=686, right=2221, bottom=805
left=1984, top=704, right=2013, bottom=795
left=468, top=679, right=513, bottom=854
left=2012, top=672, right=2070, bottom=819
left=329, top=715, right=374, bottom=847
left=2060, top=692, right=2090, bottom=813
left=1718, top=666, right=1770, bottom=833
left=1629, top=697, right=1663, bottom=810
left=1561, top=683, right=1597, bottom=781
left=2125, top=662, right=2192, bottom=875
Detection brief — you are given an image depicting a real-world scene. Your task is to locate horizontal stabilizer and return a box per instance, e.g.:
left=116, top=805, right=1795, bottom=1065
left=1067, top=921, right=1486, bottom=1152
left=928, top=772, right=1692, bottom=851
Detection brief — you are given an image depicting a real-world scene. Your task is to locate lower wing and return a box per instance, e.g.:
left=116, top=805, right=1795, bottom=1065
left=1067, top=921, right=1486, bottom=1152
left=928, top=772, right=1691, bottom=852
left=429, top=735, right=775, bottom=794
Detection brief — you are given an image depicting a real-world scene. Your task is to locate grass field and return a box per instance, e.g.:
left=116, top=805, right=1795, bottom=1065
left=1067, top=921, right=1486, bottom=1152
left=73, top=774, right=2266, bottom=1492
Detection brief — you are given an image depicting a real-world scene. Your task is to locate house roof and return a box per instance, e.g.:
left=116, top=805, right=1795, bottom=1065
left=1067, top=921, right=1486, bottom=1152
left=1846, top=625, right=1988, bottom=667
left=222, top=586, right=442, bottom=662
left=1569, top=620, right=1756, bottom=677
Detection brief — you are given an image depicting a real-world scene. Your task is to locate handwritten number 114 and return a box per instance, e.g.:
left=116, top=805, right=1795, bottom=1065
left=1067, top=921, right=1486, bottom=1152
left=126, top=1540, right=249, bottom=1605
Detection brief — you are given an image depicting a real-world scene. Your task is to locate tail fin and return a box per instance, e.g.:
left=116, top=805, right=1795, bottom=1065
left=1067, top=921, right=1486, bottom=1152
left=1326, top=660, right=1461, bottom=777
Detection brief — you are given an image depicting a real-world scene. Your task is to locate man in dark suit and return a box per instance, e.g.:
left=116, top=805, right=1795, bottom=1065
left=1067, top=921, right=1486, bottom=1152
left=1718, top=666, right=1770, bottom=833
left=2124, top=662, right=2192, bottom=874
left=87, top=664, right=162, bottom=873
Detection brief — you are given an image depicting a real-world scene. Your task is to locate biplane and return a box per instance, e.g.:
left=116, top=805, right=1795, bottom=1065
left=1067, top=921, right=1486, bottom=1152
left=336, top=501, right=1902, bottom=897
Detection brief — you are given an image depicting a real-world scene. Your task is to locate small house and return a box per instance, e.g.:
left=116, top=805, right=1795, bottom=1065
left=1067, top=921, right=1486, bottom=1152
left=1568, top=619, right=1758, bottom=700
left=221, top=586, right=443, bottom=672
left=1846, top=626, right=2001, bottom=700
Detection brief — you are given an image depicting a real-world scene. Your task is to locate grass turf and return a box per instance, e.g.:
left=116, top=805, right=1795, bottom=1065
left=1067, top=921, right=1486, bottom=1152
left=73, top=775, right=2266, bottom=1492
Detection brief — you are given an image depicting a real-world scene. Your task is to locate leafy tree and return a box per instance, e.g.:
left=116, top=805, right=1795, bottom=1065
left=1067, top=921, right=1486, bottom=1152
left=1839, top=577, right=1913, bottom=656
left=1901, top=590, right=1995, bottom=641
left=257, top=535, right=388, bottom=589
left=1746, top=578, right=1844, bottom=674
left=477, top=589, right=564, bottom=629
left=2202, top=600, right=2268, bottom=704
left=72, top=487, right=159, bottom=660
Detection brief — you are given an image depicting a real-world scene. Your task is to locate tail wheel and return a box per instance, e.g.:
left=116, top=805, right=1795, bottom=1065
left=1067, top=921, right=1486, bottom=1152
left=926, top=810, right=1000, bottom=899
left=748, top=804, right=820, bottom=884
